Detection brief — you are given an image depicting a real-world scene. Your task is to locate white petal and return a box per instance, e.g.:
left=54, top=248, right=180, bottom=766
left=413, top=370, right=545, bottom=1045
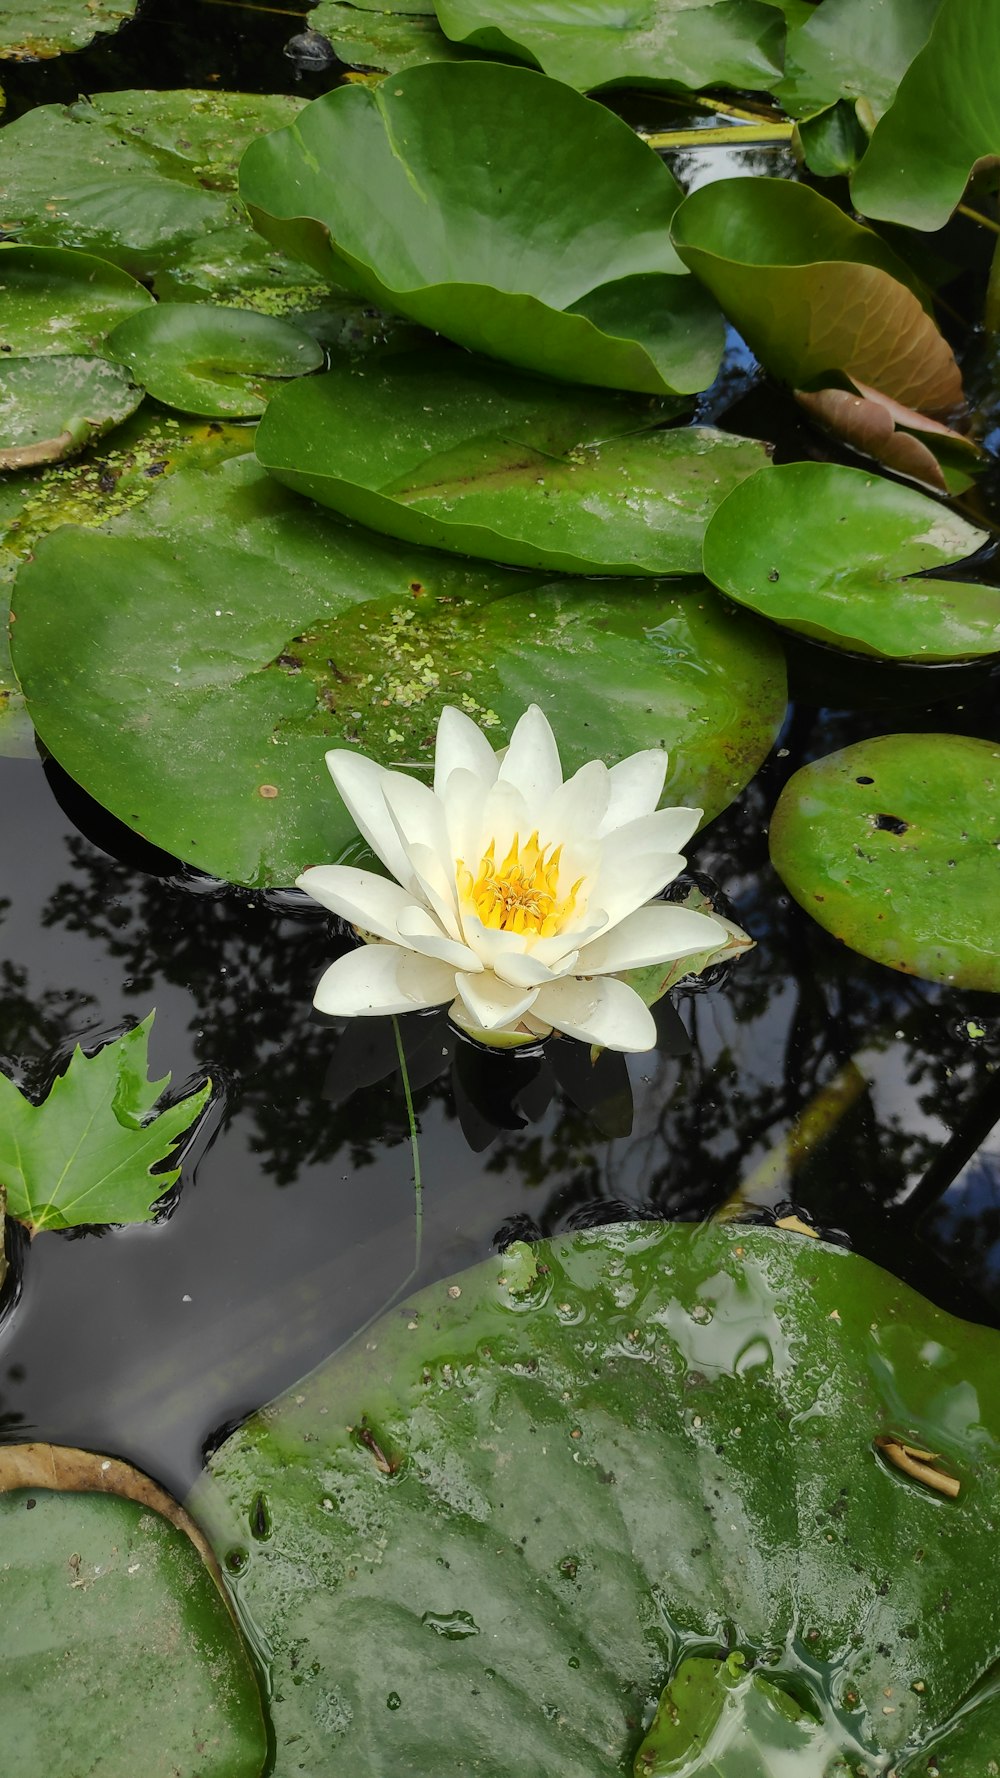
left=313, top=943, right=456, bottom=1016
left=434, top=705, right=500, bottom=798
left=325, top=751, right=412, bottom=887
left=396, top=905, right=483, bottom=971
left=590, top=851, right=687, bottom=939
left=498, top=705, right=562, bottom=807
left=494, top=947, right=579, bottom=988
left=461, top=914, right=529, bottom=970
left=406, top=840, right=462, bottom=941
left=613, top=806, right=703, bottom=857
left=454, top=970, right=539, bottom=1031
left=540, top=758, right=609, bottom=846
left=296, top=866, right=423, bottom=943
left=579, top=903, right=726, bottom=975
left=532, top=974, right=657, bottom=1052
left=440, top=766, right=489, bottom=874
left=600, top=751, right=668, bottom=836
left=382, top=772, right=453, bottom=882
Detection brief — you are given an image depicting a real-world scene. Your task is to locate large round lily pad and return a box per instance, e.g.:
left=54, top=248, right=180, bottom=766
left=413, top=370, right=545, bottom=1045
left=1, top=1483, right=266, bottom=1778
left=670, top=178, right=961, bottom=415
left=434, top=0, right=788, bottom=93
left=0, top=355, right=142, bottom=470
left=702, top=461, right=997, bottom=660
left=239, top=63, right=724, bottom=396
left=105, top=303, right=324, bottom=418
left=0, top=0, right=137, bottom=59
left=0, top=90, right=304, bottom=279
left=769, top=732, right=1000, bottom=990
left=10, top=455, right=785, bottom=886
left=256, top=353, right=768, bottom=575
left=0, top=246, right=152, bottom=355
left=191, top=1222, right=1000, bottom=1775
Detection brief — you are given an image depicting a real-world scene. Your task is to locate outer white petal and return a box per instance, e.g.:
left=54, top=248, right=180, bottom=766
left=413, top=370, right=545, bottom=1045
left=497, top=704, right=562, bottom=807
left=494, top=948, right=579, bottom=988
left=532, top=974, right=657, bottom=1052
left=325, top=752, right=412, bottom=887
left=296, top=866, right=425, bottom=944
left=396, top=905, right=483, bottom=972
left=589, top=851, right=687, bottom=940
left=599, top=750, right=668, bottom=836
left=434, top=705, right=500, bottom=798
left=454, top=970, right=539, bottom=1031
left=313, top=943, right=456, bottom=1016
left=612, top=806, right=703, bottom=857
left=578, top=903, right=726, bottom=975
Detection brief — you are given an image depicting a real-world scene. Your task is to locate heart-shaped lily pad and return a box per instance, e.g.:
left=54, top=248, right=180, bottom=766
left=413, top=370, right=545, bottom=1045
left=239, top=63, right=724, bottom=396
left=10, top=455, right=785, bottom=886
left=191, top=1222, right=1000, bottom=1775
left=1, top=1453, right=266, bottom=1778
left=105, top=303, right=324, bottom=418
left=256, top=352, right=768, bottom=575
left=0, top=355, right=142, bottom=470
left=670, top=178, right=961, bottom=416
left=702, top=462, right=997, bottom=660
left=0, top=0, right=137, bottom=59
left=769, top=732, right=1000, bottom=990
left=434, top=0, right=788, bottom=93
left=0, top=89, right=304, bottom=279
left=0, top=246, right=153, bottom=355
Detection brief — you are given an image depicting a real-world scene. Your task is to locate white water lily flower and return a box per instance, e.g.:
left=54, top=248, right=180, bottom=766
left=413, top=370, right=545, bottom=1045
left=298, top=705, right=726, bottom=1053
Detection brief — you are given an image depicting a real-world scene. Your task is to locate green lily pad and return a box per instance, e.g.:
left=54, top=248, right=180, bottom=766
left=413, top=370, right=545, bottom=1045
left=105, top=304, right=324, bottom=419
left=191, top=1222, right=1000, bottom=1775
left=0, top=582, right=34, bottom=759
left=852, top=0, right=1000, bottom=230
left=0, top=1486, right=266, bottom=1778
left=769, top=732, right=1000, bottom=990
left=151, top=226, right=332, bottom=315
left=239, top=64, right=723, bottom=396
left=671, top=178, right=961, bottom=415
left=434, top=0, right=787, bottom=93
left=0, top=246, right=152, bottom=355
left=0, top=89, right=303, bottom=279
left=256, top=352, right=768, bottom=575
left=309, top=2, right=471, bottom=71
left=776, top=0, right=941, bottom=122
left=10, top=455, right=785, bottom=886
left=702, top=462, right=997, bottom=661
left=0, top=0, right=137, bottom=59
left=0, top=355, right=142, bottom=470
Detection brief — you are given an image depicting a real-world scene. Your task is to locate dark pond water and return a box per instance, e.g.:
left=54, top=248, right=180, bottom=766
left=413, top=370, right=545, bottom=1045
left=2, top=0, right=1000, bottom=1507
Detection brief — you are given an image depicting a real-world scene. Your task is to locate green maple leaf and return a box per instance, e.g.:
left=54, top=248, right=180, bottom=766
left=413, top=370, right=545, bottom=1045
left=0, top=1012, right=211, bottom=1235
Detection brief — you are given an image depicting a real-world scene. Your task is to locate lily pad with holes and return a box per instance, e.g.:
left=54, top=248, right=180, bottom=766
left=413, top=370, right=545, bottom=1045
left=105, top=304, right=324, bottom=419
left=0, top=355, right=142, bottom=470
left=702, top=462, right=998, bottom=661
left=0, top=246, right=152, bottom=355
left=0, top=1481, right=266, bottom=1778
left=0, top=0, right=138, bottom=60
left=433, top=0, right=788, bottom=93
left=0, top=89, right=304, bottom=279
left=10, top=455, right=785, bottom=886
left=239, top=64, right=723, bottom=396
left=769, top=733, right=1000, bottom=990
left=256, top=352, right=768, bottom=575
left=190, top=1221, right=1000, bottom=1776
left=670, top=179, right=960, bottom=417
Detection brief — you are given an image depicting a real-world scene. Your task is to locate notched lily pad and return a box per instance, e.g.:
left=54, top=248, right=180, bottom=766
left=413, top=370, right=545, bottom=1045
left=191, top=1222, right=1000, bottom=1774
left=702, top=461, right=997, bottom=661
left=0, top=355, right=142, bottom=469
left=105, top=303, right=324, bottom=418
left=239, top=63, right=723, bottom=396
left=769, top=732, right=1000, bottom=990
left=10, top=457, right=785, bottom=886
left=256, top=351, right=768, bottom=575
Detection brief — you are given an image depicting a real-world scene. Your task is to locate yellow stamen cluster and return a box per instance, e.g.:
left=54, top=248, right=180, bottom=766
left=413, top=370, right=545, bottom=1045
left=457, top=832, right=582, bottom=936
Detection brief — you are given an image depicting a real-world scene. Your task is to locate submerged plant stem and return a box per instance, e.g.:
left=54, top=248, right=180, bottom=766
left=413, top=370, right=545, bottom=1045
left=393, top=1015, right=423, bottom=1278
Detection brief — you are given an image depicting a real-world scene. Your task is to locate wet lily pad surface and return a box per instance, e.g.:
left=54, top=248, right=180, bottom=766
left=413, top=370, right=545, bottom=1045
left=0, top=246, right=153, bottom=356
left=769, top=732, right=1000, bottom=990
left=0, top=355, right=142, bottom=470
left=106, top=303, right=324, bottom=418
left=193, top=1222, right=1000, bottom=1776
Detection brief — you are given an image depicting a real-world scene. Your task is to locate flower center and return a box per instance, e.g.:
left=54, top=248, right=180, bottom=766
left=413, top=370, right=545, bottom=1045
left=458, top=832, right=582, bottom=937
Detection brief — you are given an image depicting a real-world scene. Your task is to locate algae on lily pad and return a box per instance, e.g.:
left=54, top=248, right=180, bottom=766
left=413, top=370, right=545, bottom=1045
left=769, top=732, right=1000, bottom=991
left=10, top=456, right=785, bottom=886
left=0, top=89, right=304, bottom=279
left=256, top=352, right=768, bottom=575
left=0, top=0, right=138, bottom=60
left=239, top=63, right=723, bottom=396
left=434, top=0, right=787, bottom=93
left=0, top=355, right=142, bottom=470
left=105, top=303, right=324, bottom=419
left=702, top=462, right=998, bottom=661
left=191, top=1221, right=1000, bottom=1775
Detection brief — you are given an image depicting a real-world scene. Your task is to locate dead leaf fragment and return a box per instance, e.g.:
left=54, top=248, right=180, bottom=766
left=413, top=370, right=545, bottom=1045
left=0, top=1443, right=221, bottom=1571
left=875, top=1436, right=961, bottom=1498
